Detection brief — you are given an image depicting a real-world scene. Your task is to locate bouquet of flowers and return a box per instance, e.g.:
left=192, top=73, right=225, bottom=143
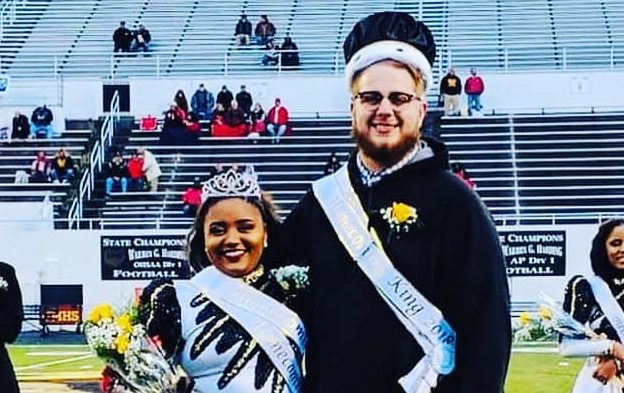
left=538, top=293, right=598, bottom=340
left=512, top=307, right=557, bottom=342
left=84, top=303, right=193, bottom=393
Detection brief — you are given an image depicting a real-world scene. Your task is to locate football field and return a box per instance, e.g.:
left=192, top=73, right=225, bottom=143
left=9, top=344, right=584, bottom=392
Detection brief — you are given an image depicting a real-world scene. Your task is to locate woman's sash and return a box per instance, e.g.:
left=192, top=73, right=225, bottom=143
left=588, top=276, right=624, bottom=341
left=312, top=166, right=455, bottom=393
left=192, top=266, right=306, bottom=393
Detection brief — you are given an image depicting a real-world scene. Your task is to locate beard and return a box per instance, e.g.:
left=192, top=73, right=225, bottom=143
left=351, top=123, right=420, bottom=168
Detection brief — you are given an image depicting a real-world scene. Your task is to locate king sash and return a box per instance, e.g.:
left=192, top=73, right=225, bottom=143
left=313, top=165, right=455, bottom=393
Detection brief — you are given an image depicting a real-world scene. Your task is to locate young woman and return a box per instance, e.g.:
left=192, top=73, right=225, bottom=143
left=561, top=219, right=624, bottom=391
left=138, top=167, right=308, bottom=393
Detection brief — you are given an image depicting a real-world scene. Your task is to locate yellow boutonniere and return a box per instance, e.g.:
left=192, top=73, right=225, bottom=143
left=380, top=202, right=420, bottom=235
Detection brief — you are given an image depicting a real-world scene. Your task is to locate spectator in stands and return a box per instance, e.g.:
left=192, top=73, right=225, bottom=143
left=280, top=35, right=300, bottom=68
left=160, top=103, right=186, bottom=144
left=30, top=105, right=54, bottom=139
left=113, top=21, right=133, bottom=53
left=30, top=150, right=50, bottom=183
left=440, top=67, right=462, bottom=116
left=127, top=151, right=145, bottom=191
left=216, top=85, right=234, bottom=111
left=138, top=147, right=161, bottom=193
left=182, top=177, right=203, bottom=217
left=323, top=151, right=341, bottom=175
left=235, top=85, right=253, bottom=116
left=133, top=24, right=152, bottom=52
left=465, top=67, right=484, bottom=115
left=49, top=148, right=75, bottom=184
left=254, top=14, right=276, bottom=45
left=223, top=100, right=248, bottom=137
left=234, top=14, right=252, bottom=46
left=140, top=114, right=158, bottom=131
left=191, top=84, right=214, bottom=121
left=104, top=152, right=128, bottom=195
left=266, top=98, right=289, bottom=143
left=184, top=111, right=201, bottom=143
left=174, top=89, right=189, bottom=116
left=0, top=261, right=23, bottom=393
left=261, top=39, right=280, bottom=66
left=11, top=110, right=29, bottom=140
left=211, top=103, right=227, bottom=136
left=451, top=162, right=476, bottom=189
left=250, top=103, right=266, bottom=135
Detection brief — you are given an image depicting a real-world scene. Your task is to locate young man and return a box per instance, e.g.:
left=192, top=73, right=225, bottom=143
left=282, top=12, right=510, bottom=393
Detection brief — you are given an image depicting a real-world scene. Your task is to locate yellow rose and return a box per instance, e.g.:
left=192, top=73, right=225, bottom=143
left=538, top=306, right=553, bottom=321
left=115, top=333, right=130, bottom=354
left=87, top=304, right=114, bottom=323
left=519, top=311, right=532, bottom=326
left=117, top=313, right=133, bottom=333
left=391, top=202, right=415, bottom=223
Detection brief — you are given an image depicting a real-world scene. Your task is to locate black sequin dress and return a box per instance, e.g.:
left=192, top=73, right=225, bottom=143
left=562, top=274, right=624, bottom=393
left=138, top=266, right=305, bottom=393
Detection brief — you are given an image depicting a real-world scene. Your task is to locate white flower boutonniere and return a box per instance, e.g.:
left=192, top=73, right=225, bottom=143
left=0, top=276, right=8, bottom=292
left=380, top=202, right=420, bottom=234
left=271, top=265, right=310, bottom=296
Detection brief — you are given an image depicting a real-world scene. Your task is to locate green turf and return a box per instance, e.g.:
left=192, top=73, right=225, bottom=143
left=505, top=351, right=584, bottom=393
left=8, top=344, right=586, bottom=390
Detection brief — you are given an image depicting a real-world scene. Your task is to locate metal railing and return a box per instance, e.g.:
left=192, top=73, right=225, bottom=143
left=67, top=90, right=119, bottom=229
left=0, top=0, right=23, bottom=38
left=3, top=43, right=624, bottom=79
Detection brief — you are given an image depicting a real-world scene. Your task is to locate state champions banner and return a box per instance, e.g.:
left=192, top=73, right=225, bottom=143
left=101, top=235, right=191, bottom=280
left=499, top=230, right=566, bottom=277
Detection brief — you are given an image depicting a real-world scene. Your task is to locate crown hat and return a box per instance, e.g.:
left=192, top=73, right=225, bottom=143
left=343, top=11, right=436, bottom=91
left=201, top=166, right=261, bottom=201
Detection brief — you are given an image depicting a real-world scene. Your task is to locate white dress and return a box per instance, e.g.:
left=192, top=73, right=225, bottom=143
left=139, top=270, right=304, bottom=393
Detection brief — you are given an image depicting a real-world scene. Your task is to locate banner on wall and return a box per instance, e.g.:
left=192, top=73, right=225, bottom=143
left=101, top=235, right=191, bottom=280
left=499, top=230, right=566, bottom=277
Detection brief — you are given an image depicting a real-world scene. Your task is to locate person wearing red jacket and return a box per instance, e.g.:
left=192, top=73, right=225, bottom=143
left=464, top=67, right=484, bottom=115
left=266, top=98, right=289, bottom=143
left=127, top=151, right=145, bottom=191
left=182, top=177, right=203, bottom=217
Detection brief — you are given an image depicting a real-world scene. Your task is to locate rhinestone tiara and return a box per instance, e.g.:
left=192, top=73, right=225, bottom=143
left=202, top=166, right=261, bottom=200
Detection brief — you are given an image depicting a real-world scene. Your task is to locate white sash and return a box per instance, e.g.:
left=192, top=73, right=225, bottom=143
left=588, top=276, right=624, bottom=342
left=193, top=266, right=306, bottom=393
left=312, top=166, right=456, bottom=393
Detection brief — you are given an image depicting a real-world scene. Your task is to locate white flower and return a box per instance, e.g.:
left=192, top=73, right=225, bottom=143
left=272, top=265, right=310, bottom=294
left=0, top=276, right=8, bottom=291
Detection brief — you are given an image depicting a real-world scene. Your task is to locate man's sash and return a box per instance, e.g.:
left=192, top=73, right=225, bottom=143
left=312, top=166, right=456, bottom=393
left=192, top=266, right=306, bottom=393
left=588, top=276, right=624, bottom=341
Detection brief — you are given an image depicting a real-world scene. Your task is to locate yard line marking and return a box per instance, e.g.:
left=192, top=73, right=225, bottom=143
left=15, top=354, right=94, bottom=371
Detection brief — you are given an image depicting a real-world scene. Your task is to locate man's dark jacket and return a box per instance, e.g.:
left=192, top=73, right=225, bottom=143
left=281, top=138, right=511, bottom=393
left=0, top=262, right=22, bottom=393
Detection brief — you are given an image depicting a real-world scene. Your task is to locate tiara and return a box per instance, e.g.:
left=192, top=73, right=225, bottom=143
left=202, top=166, right=261, bottom=200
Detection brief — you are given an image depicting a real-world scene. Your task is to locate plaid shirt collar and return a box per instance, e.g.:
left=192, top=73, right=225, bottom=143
left=356, top=140, right=434, bottom=187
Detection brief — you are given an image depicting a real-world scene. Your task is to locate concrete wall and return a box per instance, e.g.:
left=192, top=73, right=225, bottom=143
left=0, top=223, right=600, bottom=320
left=51, top=70, right=624, bottom=119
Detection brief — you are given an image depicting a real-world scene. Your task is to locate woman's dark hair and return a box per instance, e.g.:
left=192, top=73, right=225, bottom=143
left=186, top=191, right=281, bottom=274
left=590, top=218, right=624, bottom=279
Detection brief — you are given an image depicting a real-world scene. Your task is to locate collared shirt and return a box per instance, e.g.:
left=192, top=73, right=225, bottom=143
left=356, top=140, right=434, bottom=187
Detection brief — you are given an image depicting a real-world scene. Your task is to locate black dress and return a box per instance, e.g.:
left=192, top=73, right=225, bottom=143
left=0, top=262, right=23, bottom=393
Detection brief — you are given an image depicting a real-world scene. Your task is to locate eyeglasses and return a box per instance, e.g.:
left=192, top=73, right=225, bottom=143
left=353, top=91, right=422, bottom=107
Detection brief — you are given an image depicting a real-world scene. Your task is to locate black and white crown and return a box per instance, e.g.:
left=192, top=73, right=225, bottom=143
left=201, top=166, right=261, bottom=200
